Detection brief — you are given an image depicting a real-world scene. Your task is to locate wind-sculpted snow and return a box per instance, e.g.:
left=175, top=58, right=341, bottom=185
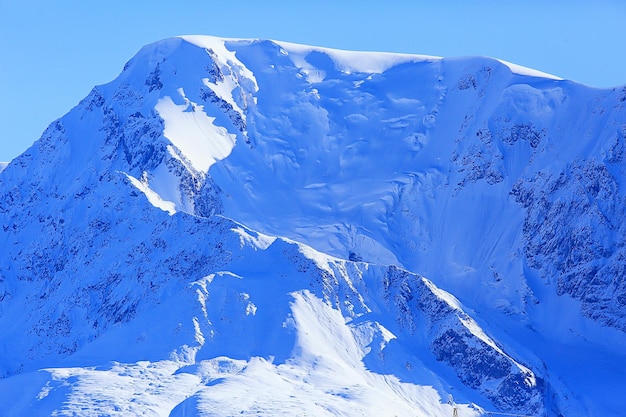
left=1, top=35, right=626, bottom=416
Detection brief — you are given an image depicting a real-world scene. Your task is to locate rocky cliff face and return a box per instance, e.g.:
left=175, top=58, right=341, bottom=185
left=1, top=35, right=625, bottom=416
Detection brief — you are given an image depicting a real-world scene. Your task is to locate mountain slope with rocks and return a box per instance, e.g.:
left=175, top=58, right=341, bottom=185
left=1, top=35, right=625, bottom=416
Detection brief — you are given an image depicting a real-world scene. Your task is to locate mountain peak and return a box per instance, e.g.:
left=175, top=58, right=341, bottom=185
left=1, top=35, right=625, bottom=416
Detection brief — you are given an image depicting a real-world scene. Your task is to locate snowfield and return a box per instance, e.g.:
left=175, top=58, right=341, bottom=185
left=1, top=35, right=625, bottom=416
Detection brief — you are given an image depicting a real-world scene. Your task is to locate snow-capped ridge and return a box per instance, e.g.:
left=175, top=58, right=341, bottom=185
left=1, top=33, right=624, bottom=416
left=274, top=39, right=440, bottom=77
left=258, top=36, right=560, bottom=81
left=111, top=36, right=257, bottom=177
left=133, top=35, right=561, bottom=84
left=125, top=172, right=177, bottom=215
left=496, top=59, right=562, bottom=80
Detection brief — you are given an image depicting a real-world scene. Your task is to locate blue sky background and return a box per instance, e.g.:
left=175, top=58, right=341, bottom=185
left=1, top=0, right=625, bottom=162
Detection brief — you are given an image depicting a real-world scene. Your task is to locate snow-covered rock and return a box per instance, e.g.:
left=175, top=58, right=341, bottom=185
left=1, top=35, right=625, bottom=416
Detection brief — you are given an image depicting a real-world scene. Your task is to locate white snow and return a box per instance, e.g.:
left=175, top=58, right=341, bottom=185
left=125, top=172, right=177, bottom=215
left=497, top=59, right=562, bottom=80
left=231, top=225, right=276, bottom=250
left=276, top=40, right=440, bottom=78
left=181, top=35, right=258, bottom=90
left=148, top=159, right=186, bottom=211
left=155, top=94, right=236, bottom=173
left=202, top=76, right=242, bottom=113
left=0, top=162, right=7, bottom=173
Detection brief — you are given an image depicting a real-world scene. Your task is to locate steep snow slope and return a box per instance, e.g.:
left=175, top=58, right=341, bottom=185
left=1, top=35, right=625, bottom=416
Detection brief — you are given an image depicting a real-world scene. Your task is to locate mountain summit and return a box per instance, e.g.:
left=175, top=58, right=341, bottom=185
left=1, top=35, right=625, bottom=416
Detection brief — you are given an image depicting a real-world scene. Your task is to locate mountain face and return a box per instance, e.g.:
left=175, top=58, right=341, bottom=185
left=1, top=35, right=626, bottom=416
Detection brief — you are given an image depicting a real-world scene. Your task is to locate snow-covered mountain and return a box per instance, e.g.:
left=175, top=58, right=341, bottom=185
left=1, top=35, right=625, bottom=416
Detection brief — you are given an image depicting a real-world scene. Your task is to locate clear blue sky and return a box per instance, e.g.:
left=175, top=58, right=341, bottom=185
left=1, top=0, right=625, bottom=162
